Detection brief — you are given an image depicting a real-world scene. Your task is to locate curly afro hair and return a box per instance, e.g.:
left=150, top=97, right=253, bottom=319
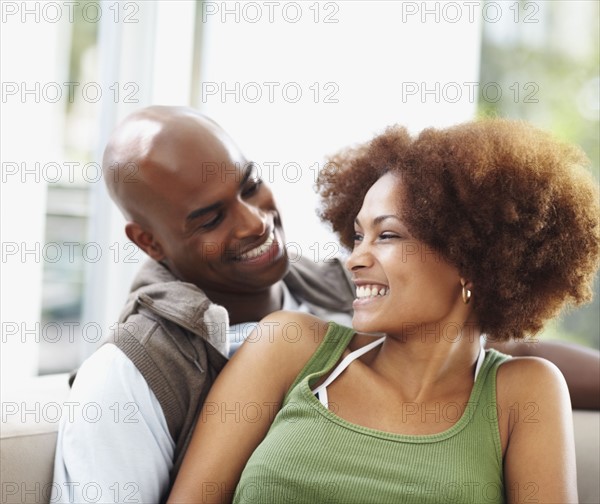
left=317, top=119, right=600, bottom=341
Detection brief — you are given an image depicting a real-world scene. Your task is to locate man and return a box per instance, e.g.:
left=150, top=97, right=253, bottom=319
left=52, top=106, right=354, bottom=504
left=52, top=106, right=599, bottom=504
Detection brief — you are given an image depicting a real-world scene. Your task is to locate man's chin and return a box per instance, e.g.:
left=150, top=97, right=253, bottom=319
left=234, top=251, right=290, bottom=290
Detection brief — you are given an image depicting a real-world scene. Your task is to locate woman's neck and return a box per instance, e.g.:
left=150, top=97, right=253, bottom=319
left=370, top=323, right=483, bottom=403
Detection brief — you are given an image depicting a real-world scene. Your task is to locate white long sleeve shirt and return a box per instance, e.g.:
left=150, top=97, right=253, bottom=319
left=51, top=343, right=174, bottom=504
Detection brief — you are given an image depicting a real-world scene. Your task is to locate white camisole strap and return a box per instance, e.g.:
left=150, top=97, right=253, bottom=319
left=312, top=336, right=386, bottom=407
left=313, top=338, right=487, bottom=408
left=473, top=340, right=486, bottom=381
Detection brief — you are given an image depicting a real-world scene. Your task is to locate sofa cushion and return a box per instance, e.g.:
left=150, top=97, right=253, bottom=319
left=1, top=374, right=69, bottom=504
left=1, top=375, right=599, bottom=503
left=574, top=409, right=600, bottom=503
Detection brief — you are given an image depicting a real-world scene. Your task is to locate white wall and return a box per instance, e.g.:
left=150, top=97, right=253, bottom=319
left=196, top=1, right=483, bottom=255
left=1, top=13, right=68, bottom=389
left=0, top=0, right=483, bottom=381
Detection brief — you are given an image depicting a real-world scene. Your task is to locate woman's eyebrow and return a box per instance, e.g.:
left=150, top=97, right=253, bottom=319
left=355, top=215, right=402, bottom=226
left=373, top=215, right=402, bottom=225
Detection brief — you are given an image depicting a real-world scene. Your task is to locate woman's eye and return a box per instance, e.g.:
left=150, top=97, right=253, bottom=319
left=380, top=233, right=399, bottom=240
left=242, top=179, right=262, bottom=197
left=352, top=233, right=363, bottom=242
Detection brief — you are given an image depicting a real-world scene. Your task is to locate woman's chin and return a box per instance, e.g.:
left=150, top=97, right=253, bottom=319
left=351, top=316, right=380, bottom=334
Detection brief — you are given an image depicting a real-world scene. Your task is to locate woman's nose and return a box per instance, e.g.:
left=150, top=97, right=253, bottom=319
left=345, top=240, right=374, bottom=272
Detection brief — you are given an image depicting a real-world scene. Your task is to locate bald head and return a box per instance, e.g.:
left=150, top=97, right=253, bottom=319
left=102, top=106, right=240, bottom=227
left=100, top=106, right=288, bottom=296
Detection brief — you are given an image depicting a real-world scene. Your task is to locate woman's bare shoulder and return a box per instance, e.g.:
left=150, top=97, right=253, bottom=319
left=233, top=311, right=335, bottom=389
left=497, top=356, right=569, bottom=398
left=498, top=358, right=577, bottom=502
left=496, top=356, right=572, bottom=429
left=251, top=310, right=332, bottom=347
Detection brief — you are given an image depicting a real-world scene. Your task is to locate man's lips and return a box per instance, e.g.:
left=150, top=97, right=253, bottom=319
left=235, top=231, right=276, bottom=261
left=228, top=230, right=286, bottom=266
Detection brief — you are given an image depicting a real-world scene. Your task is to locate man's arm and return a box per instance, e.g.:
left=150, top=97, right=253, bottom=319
left=52, top=344, right=174, bottom=504
left=487, top=338, right=600, bottom=410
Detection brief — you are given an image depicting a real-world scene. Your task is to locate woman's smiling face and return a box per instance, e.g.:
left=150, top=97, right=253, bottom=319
left=346, top=172, right=468, bottom=338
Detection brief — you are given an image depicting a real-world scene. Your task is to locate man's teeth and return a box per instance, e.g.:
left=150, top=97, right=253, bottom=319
left=239, top=233, right=274, bottom=260
left=355, top=285, right=389, bottom=299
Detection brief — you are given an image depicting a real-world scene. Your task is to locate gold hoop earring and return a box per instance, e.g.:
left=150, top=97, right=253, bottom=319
left=461, top=280, right=471, bottom=305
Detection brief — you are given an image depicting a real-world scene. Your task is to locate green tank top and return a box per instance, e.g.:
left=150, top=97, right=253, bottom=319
left=233, top=323, right=510, bottom=504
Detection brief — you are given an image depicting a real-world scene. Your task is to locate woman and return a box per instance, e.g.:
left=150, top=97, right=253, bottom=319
left=169, top=119, right=599, bottom=503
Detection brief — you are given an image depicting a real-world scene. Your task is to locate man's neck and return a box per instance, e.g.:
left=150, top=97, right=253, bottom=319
left=206, top=282, right=285, bottom=326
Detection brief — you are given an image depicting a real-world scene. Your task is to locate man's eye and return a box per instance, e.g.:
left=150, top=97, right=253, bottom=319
left=242, top=179, right=262, bottom=197
left=199, top=213, right=223, bottom=230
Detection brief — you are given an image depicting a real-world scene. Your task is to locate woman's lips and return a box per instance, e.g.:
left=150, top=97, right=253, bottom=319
left=353, top=284, right=389, bottom=307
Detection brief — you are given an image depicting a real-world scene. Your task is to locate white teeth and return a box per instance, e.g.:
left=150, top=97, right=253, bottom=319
left=355, top=284, right=389, bottom=299
left=239, top=233, right=274, bottom=260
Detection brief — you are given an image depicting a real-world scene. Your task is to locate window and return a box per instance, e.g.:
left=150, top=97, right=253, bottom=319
left=479, top=0, right=599, bottom=348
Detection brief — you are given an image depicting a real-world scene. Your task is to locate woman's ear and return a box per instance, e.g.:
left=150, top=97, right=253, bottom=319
left=125, top=222, right=165, bottom=261
left=460, top=277, right=473, bottom=305
left=459, top=277, right=474, bottom=289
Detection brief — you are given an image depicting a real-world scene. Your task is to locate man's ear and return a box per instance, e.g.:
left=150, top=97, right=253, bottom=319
left=125, top=222, right=165, bottom=261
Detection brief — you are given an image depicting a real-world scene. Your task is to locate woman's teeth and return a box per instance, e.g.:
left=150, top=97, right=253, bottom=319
left=239, top=233, right=275, bottom=260
left=355, top=285, right=389, bottom=299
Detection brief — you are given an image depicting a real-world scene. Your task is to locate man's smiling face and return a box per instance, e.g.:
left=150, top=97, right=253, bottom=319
left=107, top=109, right=289, bottom=295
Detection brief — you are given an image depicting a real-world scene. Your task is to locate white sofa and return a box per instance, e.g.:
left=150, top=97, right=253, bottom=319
left=1, top=374, right=599, bottom=503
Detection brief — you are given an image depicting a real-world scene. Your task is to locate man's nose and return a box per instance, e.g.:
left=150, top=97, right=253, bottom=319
left=232, top=200, right=267, bottom=238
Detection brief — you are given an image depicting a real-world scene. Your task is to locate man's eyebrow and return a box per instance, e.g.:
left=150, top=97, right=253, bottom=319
left=186, top=202, right=222, bottom=222
left=239, top=162, right=255, bottom=186
left=185, top=163, right=256, bottom=223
